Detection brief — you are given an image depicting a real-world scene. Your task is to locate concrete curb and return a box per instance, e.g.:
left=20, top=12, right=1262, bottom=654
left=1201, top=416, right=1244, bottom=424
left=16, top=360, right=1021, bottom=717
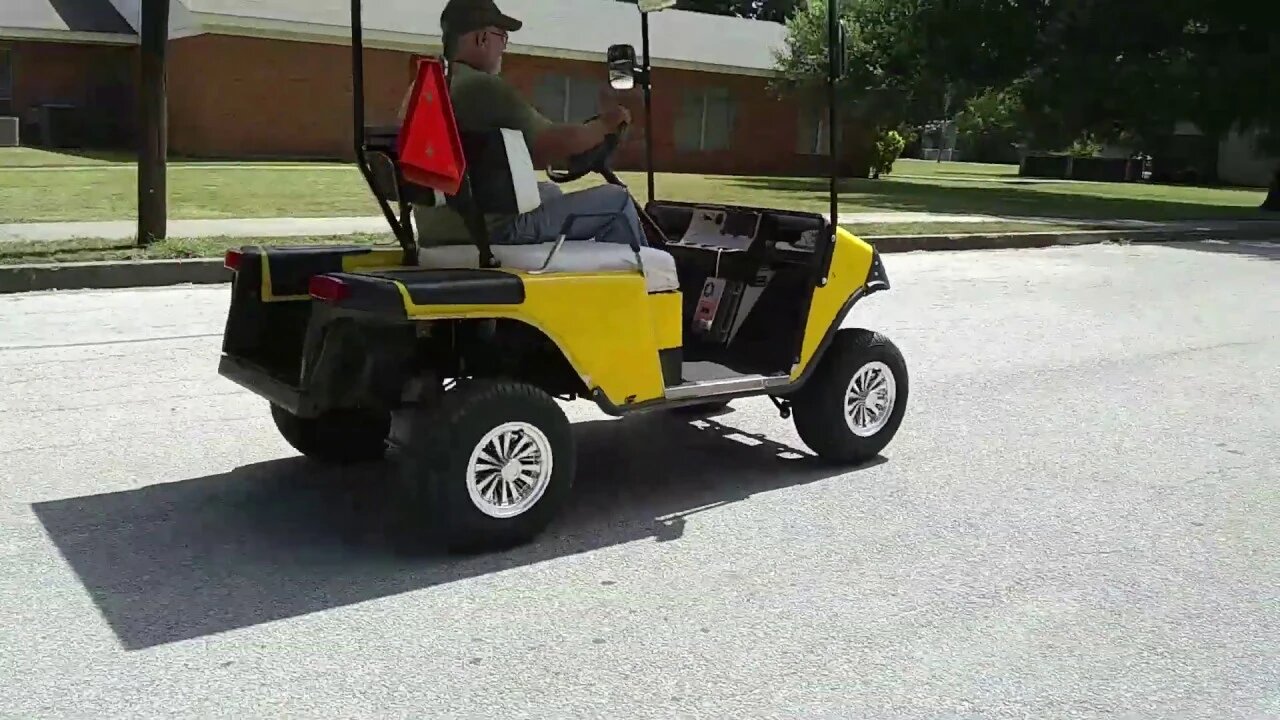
left=865, top=230, right=1110, bottom=253
left=862, top=226, right=1280, bottom=253
left=0, top=258, right=231, bottom=295
left=1, top=227, right=1275, bottom=295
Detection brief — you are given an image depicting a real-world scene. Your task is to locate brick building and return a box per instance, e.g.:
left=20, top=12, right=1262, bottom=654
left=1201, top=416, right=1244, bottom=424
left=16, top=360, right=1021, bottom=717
left=0, top=0, right=137, bottom=147
left=4, top=0, right=853, bottom=176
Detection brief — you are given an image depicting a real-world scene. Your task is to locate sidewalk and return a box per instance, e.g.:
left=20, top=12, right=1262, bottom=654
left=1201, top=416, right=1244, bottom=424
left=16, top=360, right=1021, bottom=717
left=3, top=212, right=1278, bottom=243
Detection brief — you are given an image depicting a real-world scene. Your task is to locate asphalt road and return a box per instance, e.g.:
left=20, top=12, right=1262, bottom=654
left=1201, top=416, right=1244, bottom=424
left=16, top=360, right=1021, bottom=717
left=1, top=240, right=1277, bottom=719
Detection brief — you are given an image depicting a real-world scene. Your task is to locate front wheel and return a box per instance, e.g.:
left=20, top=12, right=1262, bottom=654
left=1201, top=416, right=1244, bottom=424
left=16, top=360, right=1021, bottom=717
left=271, top=403, right=390, bottom=464
left=391, top=379, right=575, bottom=553
left=791, top=329, right=908, bottom=464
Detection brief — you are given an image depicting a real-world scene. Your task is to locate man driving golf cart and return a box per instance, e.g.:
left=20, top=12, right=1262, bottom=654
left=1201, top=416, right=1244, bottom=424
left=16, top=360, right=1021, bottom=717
left=410, top=0, right=648, bottom=249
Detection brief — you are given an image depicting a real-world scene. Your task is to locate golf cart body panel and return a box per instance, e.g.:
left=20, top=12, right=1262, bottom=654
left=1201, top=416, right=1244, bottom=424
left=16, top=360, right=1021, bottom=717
left=218, top=17, right=890, bottom=416
left=795, top=227, right=881, bottom=380
left=316, top=267, right=677, bottom=408
left=223, top=253, right=682, bottom=413
left=221, top=212, right=888, bottom=419
left=229, top=244, right=405, bottom=303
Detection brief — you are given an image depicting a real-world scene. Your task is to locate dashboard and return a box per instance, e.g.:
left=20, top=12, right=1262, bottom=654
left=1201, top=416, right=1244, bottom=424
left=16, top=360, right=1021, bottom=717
left=653, top=204, right=824, bottom=264
left=667, top=206, right=762, bottom=252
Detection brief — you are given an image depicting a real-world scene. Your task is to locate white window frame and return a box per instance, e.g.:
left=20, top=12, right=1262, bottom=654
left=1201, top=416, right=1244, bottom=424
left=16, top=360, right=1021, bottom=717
left=0, top=47, right=12, bottom=105
left=804, top=117, right=829, bottom=155
left=534, top=73, right=601, bottom=124
left=553, top=75, right=572, bottom=122
left=678, top=87, right=734, bottom=152
left=797, top=103, right=837, bottom=156
left=693, top=90, right=710, bottom=149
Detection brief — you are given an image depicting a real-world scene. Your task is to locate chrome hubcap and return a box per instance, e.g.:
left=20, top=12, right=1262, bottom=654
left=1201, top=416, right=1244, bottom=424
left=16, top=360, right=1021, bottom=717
left=466, top=422, right=554, bottom=519
left=844, top=361, right=896, bottom=437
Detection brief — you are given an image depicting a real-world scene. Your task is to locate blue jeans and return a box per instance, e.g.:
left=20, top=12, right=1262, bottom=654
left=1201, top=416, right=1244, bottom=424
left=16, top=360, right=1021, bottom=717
left=494, top=183, right=648, bottom=247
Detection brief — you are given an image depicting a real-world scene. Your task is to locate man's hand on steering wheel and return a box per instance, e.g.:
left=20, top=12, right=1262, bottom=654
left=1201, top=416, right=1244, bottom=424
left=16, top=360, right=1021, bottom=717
left=597, top=84, right=632, bottom=127
left=599, top=102, right=631, bottom=131
left=545, top=105, right=631, bottom=184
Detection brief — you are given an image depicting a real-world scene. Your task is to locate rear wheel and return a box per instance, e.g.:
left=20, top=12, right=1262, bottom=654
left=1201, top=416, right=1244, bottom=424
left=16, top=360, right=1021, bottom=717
left=391, top=379, right=575, bottom=553
left=271, top=403, right=390, bottom=464
left=791, top=329, right=907, bottom=464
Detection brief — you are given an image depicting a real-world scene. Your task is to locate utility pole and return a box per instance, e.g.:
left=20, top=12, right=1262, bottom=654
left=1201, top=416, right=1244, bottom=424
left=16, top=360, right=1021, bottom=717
left=137, top=0, right=169, bottom=246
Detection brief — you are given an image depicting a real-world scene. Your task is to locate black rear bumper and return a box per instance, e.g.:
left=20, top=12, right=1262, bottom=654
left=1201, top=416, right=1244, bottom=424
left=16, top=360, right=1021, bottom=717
left=218, top=355, right=319, bottom=417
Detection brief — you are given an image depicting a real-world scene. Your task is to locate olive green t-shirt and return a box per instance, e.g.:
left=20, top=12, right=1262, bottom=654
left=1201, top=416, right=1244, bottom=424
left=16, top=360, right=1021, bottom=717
left=414, top=61, right=554, bottom=246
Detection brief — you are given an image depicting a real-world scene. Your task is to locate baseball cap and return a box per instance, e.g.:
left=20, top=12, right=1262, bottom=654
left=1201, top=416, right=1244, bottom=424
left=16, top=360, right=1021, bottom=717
left=441, top=0, right=522, bottom=52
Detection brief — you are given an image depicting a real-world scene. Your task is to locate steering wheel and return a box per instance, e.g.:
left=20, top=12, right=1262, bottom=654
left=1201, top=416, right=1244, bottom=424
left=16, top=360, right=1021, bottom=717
left=546, top=116, right=628, bottom=184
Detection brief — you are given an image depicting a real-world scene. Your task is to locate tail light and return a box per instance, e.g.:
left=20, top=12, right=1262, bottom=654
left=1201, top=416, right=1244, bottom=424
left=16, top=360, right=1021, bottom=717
left=224, top=249, right=243, bottom=271
left=309, top=275, right=350, bottom=303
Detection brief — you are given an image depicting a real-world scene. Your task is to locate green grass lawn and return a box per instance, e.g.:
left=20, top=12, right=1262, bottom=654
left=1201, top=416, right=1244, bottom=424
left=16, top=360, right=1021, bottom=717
left=1, top=147, right=1271, bottom=226
left=0, top=146, right=346, bottom=168
left=0, top=147, right=137, bottom=167
left=0, top=225, right=1076, bottom=265
left=0, top=234, right=394, bottom=265
left=889, top=157, right=1020, bottom=179
left=0, top=160, right=374, bottom=223
left=852, top=221, right=1085, bottom=236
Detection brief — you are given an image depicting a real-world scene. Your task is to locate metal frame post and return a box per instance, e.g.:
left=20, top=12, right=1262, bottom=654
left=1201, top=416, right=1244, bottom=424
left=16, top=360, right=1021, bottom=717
left=641, top=11, right=656, bottom=204
left=137, top=0, right=169, bottom=246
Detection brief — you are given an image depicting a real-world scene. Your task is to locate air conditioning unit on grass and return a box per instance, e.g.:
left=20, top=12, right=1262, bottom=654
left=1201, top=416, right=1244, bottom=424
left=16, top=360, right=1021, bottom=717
left=0, top=117, right=17, bottom=147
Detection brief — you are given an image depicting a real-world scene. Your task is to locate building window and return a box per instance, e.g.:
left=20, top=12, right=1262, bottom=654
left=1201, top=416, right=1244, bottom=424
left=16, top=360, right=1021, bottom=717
left=796, top=103, right=836, bottom=155
left=675, top=87, right=734, bottom=152
left=533, top=73, right=603, bottom=123
left=0, top=48, right=12, bottom=115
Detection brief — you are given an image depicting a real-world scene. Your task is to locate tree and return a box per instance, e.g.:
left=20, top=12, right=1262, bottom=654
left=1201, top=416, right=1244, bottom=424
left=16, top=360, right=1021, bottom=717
left=774, top=0, right=1047, bottom=133
left=775, top=0, right=1280, bottom=208
left=773, top=0, right=964, bottom=176
left=953, top=86, right=1027, bottom=163
left=1013, top=0, right=1280, bottom=208
left=772, top=0, right=924, bottom=126
left=741, top=0, right=798, bottom=23
left=1188, top=3, right=1280, bottom=209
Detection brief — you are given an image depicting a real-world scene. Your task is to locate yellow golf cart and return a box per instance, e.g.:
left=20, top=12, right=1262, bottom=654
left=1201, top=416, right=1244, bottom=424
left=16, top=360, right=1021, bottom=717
left=217, top=0, right=907, bottom=551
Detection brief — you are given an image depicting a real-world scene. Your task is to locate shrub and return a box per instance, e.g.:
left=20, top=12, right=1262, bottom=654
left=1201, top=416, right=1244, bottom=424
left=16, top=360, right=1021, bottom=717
left=871, top=128, right=906, bottom=178
left=1066, top=132, right=1103, bottom=158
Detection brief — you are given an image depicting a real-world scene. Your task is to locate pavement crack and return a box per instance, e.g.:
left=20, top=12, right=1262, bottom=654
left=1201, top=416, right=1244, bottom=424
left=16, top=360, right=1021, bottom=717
left=0, top=333, right=220, bottom=352
left=4, top=390, right=244, bottom=413
left=1067, top=548, right=1130, bottom=556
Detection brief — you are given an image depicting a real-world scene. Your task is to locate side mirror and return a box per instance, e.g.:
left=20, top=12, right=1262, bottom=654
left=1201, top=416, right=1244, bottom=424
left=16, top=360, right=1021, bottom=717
left=607, top=44, right=638, bottom=91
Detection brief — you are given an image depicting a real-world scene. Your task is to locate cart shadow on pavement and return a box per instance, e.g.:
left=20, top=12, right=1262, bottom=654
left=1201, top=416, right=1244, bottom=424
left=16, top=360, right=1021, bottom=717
left=31, top=412, right=884, bottom=651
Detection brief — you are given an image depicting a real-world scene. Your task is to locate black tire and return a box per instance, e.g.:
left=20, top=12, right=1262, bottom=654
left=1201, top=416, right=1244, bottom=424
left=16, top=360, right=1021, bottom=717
left=391, top=379, right=575, bottom=553
left=271, top=403, right=390, bottom=464
left=791, top=329, right=908, bottom=464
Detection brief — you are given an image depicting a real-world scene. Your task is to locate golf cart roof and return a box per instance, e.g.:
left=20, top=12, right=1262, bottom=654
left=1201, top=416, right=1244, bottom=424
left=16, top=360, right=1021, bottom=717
left=181, top=0, right=786, bottom=75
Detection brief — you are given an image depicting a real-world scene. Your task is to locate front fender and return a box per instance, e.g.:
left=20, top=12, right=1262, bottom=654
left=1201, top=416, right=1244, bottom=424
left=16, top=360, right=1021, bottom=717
left=787, top=228, right=890, bottom=387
